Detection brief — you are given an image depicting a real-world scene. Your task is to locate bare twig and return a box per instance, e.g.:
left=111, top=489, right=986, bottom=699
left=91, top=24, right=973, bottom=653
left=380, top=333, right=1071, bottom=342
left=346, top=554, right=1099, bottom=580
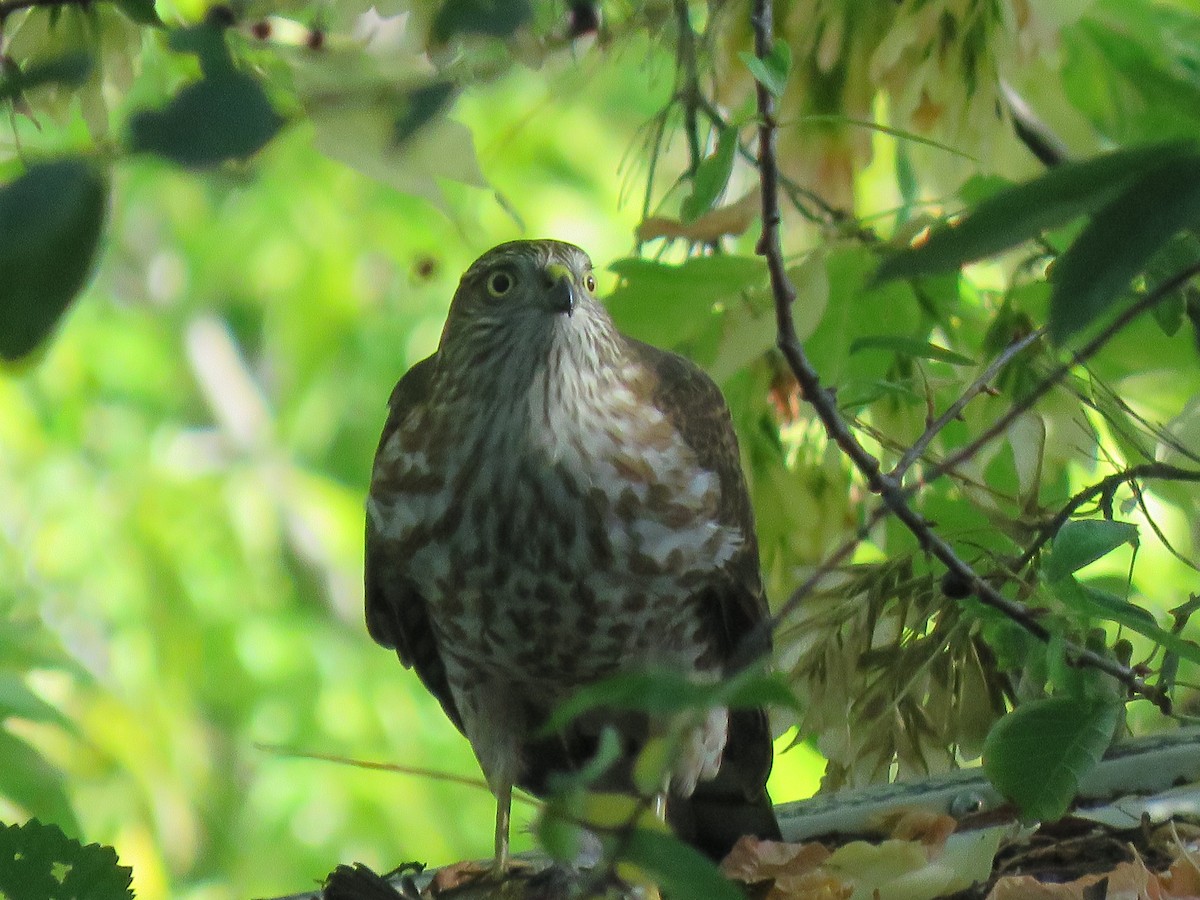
left=890, top=327, right=1046, bottom=481
left=748, top=0, right=1169, bottom=711
left=1014, top=463, right=1200, bottom=572
left=920, top=261, right=1200, bottom=492
left=673, top=0, right=703, bottom=176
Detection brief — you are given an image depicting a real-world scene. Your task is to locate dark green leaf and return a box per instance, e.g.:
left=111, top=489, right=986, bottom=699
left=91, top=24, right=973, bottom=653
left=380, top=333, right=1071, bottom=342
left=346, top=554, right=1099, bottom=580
left=1054, top=578, right=1200, bottom=666
left=394, top=81, right=457, bottom=146
left=0, top=674, right=75, bottom=732
left=112, top=0, right=161, bottom=25
left=0, top=159, right=106, bottom=361
left=431, top=0, right=532, bottom=43
left=540, top=670, right=710, bottom=735
left=619, top=829, right=743, bottom=900
left=849, top=336, right=976, bottom=365
left=738, top=41, right=792, bottom=97
left=681, top=127, right=738, bottom=223
left=0, top=53, right=92, bottom=104
left=166, top=23, right=233, bottom=77
left=1049, top=153, right=1200, bottom=343
left=875, top=142, right=1197, bottom=283
left=0, top=818, right=133, bottom=900
left=982, top=695, right=1121, bottom=822
left=128, top=71, right=284, bottom=168
left=0, top=732, right=81, bottom=838
left=541, top=666, right=793, bottom=736
left=1044, top=519, right=1139, bottom=582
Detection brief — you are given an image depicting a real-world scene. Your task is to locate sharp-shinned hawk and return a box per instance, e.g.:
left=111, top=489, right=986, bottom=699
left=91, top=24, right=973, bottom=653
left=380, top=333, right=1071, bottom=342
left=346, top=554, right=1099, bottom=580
left=365, top=239, right=779, bottom=867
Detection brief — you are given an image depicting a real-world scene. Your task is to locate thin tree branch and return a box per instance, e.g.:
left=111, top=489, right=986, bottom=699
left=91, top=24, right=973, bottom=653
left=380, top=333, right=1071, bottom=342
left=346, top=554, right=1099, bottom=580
left=748, top=0, right=1168, bottom=711
left=673, top=0, right=703, bottom=177
left=919, top=261, right=1200, bottom=492
left=890, top=327, right=1045, bottom=481
left=1014, top=463, right=1200, bottom=572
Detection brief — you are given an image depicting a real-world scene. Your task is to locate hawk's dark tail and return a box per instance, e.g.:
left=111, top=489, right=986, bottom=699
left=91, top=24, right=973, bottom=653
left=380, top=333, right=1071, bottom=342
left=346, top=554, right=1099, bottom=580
left=667, top=706, right=782, bottom=861
left=667, top=783, right=781, bottom=861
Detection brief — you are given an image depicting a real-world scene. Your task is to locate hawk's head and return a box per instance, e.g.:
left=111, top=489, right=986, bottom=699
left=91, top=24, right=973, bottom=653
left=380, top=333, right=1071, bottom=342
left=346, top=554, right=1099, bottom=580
left=436, top=240, right=618, bottom=387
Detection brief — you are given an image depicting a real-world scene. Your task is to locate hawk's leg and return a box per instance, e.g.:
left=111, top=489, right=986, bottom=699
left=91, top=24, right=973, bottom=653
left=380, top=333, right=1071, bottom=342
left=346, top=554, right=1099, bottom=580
left=493, top=781, right=512, bottom=872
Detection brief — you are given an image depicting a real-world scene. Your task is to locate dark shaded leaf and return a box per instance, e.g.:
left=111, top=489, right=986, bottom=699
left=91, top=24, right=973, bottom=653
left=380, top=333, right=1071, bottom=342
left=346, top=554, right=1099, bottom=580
left=166, top=23, right=233, bottom=77
left=982, top=694, right=1121, bottom=822
left=0, top=818, right=133, bottom=900
left=0, top=732, right=80, bottom=838
left=1054, top=578, right=1200, bottom=666
left=112, top=0, right=161, bottom=25
left=681, top=127, right=738, bottom=223
left=1044, top=519, right=1139, bottom=582
left=875, top=142, right=1197, bottom=282
left=620, top=829, right=743, bottom=900
left=0, top=159, right=106, bottom=361
left=738, top=41, right=792, bottom=97
left=0, top=53, right=92, bottom=104
left=394, top=81, right=456, bottom=146
left=431, top=0, right=532, bottom=43
left=849, top=335, right=976, bottom=365
left=1049, top=153, right=1200, bottom=343
left=128, top=70, right=283, bottom=168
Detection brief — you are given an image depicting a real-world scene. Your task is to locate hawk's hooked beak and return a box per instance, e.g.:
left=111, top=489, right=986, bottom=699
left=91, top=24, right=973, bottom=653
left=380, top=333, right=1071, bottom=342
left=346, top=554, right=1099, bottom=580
left=543, top=262, right=576, bottom=316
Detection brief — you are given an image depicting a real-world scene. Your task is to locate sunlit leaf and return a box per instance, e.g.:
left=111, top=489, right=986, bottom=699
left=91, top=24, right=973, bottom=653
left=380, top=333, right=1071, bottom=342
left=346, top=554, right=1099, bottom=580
left=1044, top=519, right=1139, bottom=582
left=875, top=142, right=1197, bottom=282
left=738, top=41, right=792, bottom=97
left=1049, top=152, right=1200, bottom=343
left=982, top=694, right=1121, bottom=822
left=128, top=70, right=284, bottom=167
left=681, top=127, right=738, bottom=223
left=0, top=159, right=106, bottom=361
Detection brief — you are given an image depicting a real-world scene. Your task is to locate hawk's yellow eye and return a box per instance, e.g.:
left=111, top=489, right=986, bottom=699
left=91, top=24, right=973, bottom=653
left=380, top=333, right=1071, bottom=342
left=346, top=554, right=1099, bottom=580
left=584, top=274, right=596, bottom=292
left=487, top=271, right=514, bottom=296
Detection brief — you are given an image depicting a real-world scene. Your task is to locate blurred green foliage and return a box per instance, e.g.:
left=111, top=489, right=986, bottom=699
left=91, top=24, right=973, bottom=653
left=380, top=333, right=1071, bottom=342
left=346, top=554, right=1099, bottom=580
left=1, top=0, right=1199, bottom=897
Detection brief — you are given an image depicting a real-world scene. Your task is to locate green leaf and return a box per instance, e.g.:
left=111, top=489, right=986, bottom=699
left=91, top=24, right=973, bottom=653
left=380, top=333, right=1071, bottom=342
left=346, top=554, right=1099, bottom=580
left=112, top=0, right=161, bottom=25
left=0, top=674, right=75, bottom=732
left=431, top=0, right=532, bottom=43
left=738, top=41, right=792, bottom=97
left=849, top=336, right=976, bottom=365
left=128, top=70, right=284, bottom=168
left=1054, top=578, right=1200, bottom=666
left=0, top=159, right=107, bottom=361
left=681, top=127, right=738, bottom=223
left=1049, top=153, right=1200, bottom=343
left=540, top=670, right=709, bottom=735
left=1044, top=519, right=1139, bottom=582
left=394, top=81, right=457, bottom=146
left=0, top=53, right=92, bottom=104
left=620, top=829, right=743, bottom=900
left=875, top=142, right=1197, bottom=283
left=0, top=819, right=133, bottom=900
left=540, top=666, right=792, bottom=736
left=982, top=695, right=1121, bottom=822
left=606, top=255, right=767, bottom=347
left=0, top=732, right=80, bottom=838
